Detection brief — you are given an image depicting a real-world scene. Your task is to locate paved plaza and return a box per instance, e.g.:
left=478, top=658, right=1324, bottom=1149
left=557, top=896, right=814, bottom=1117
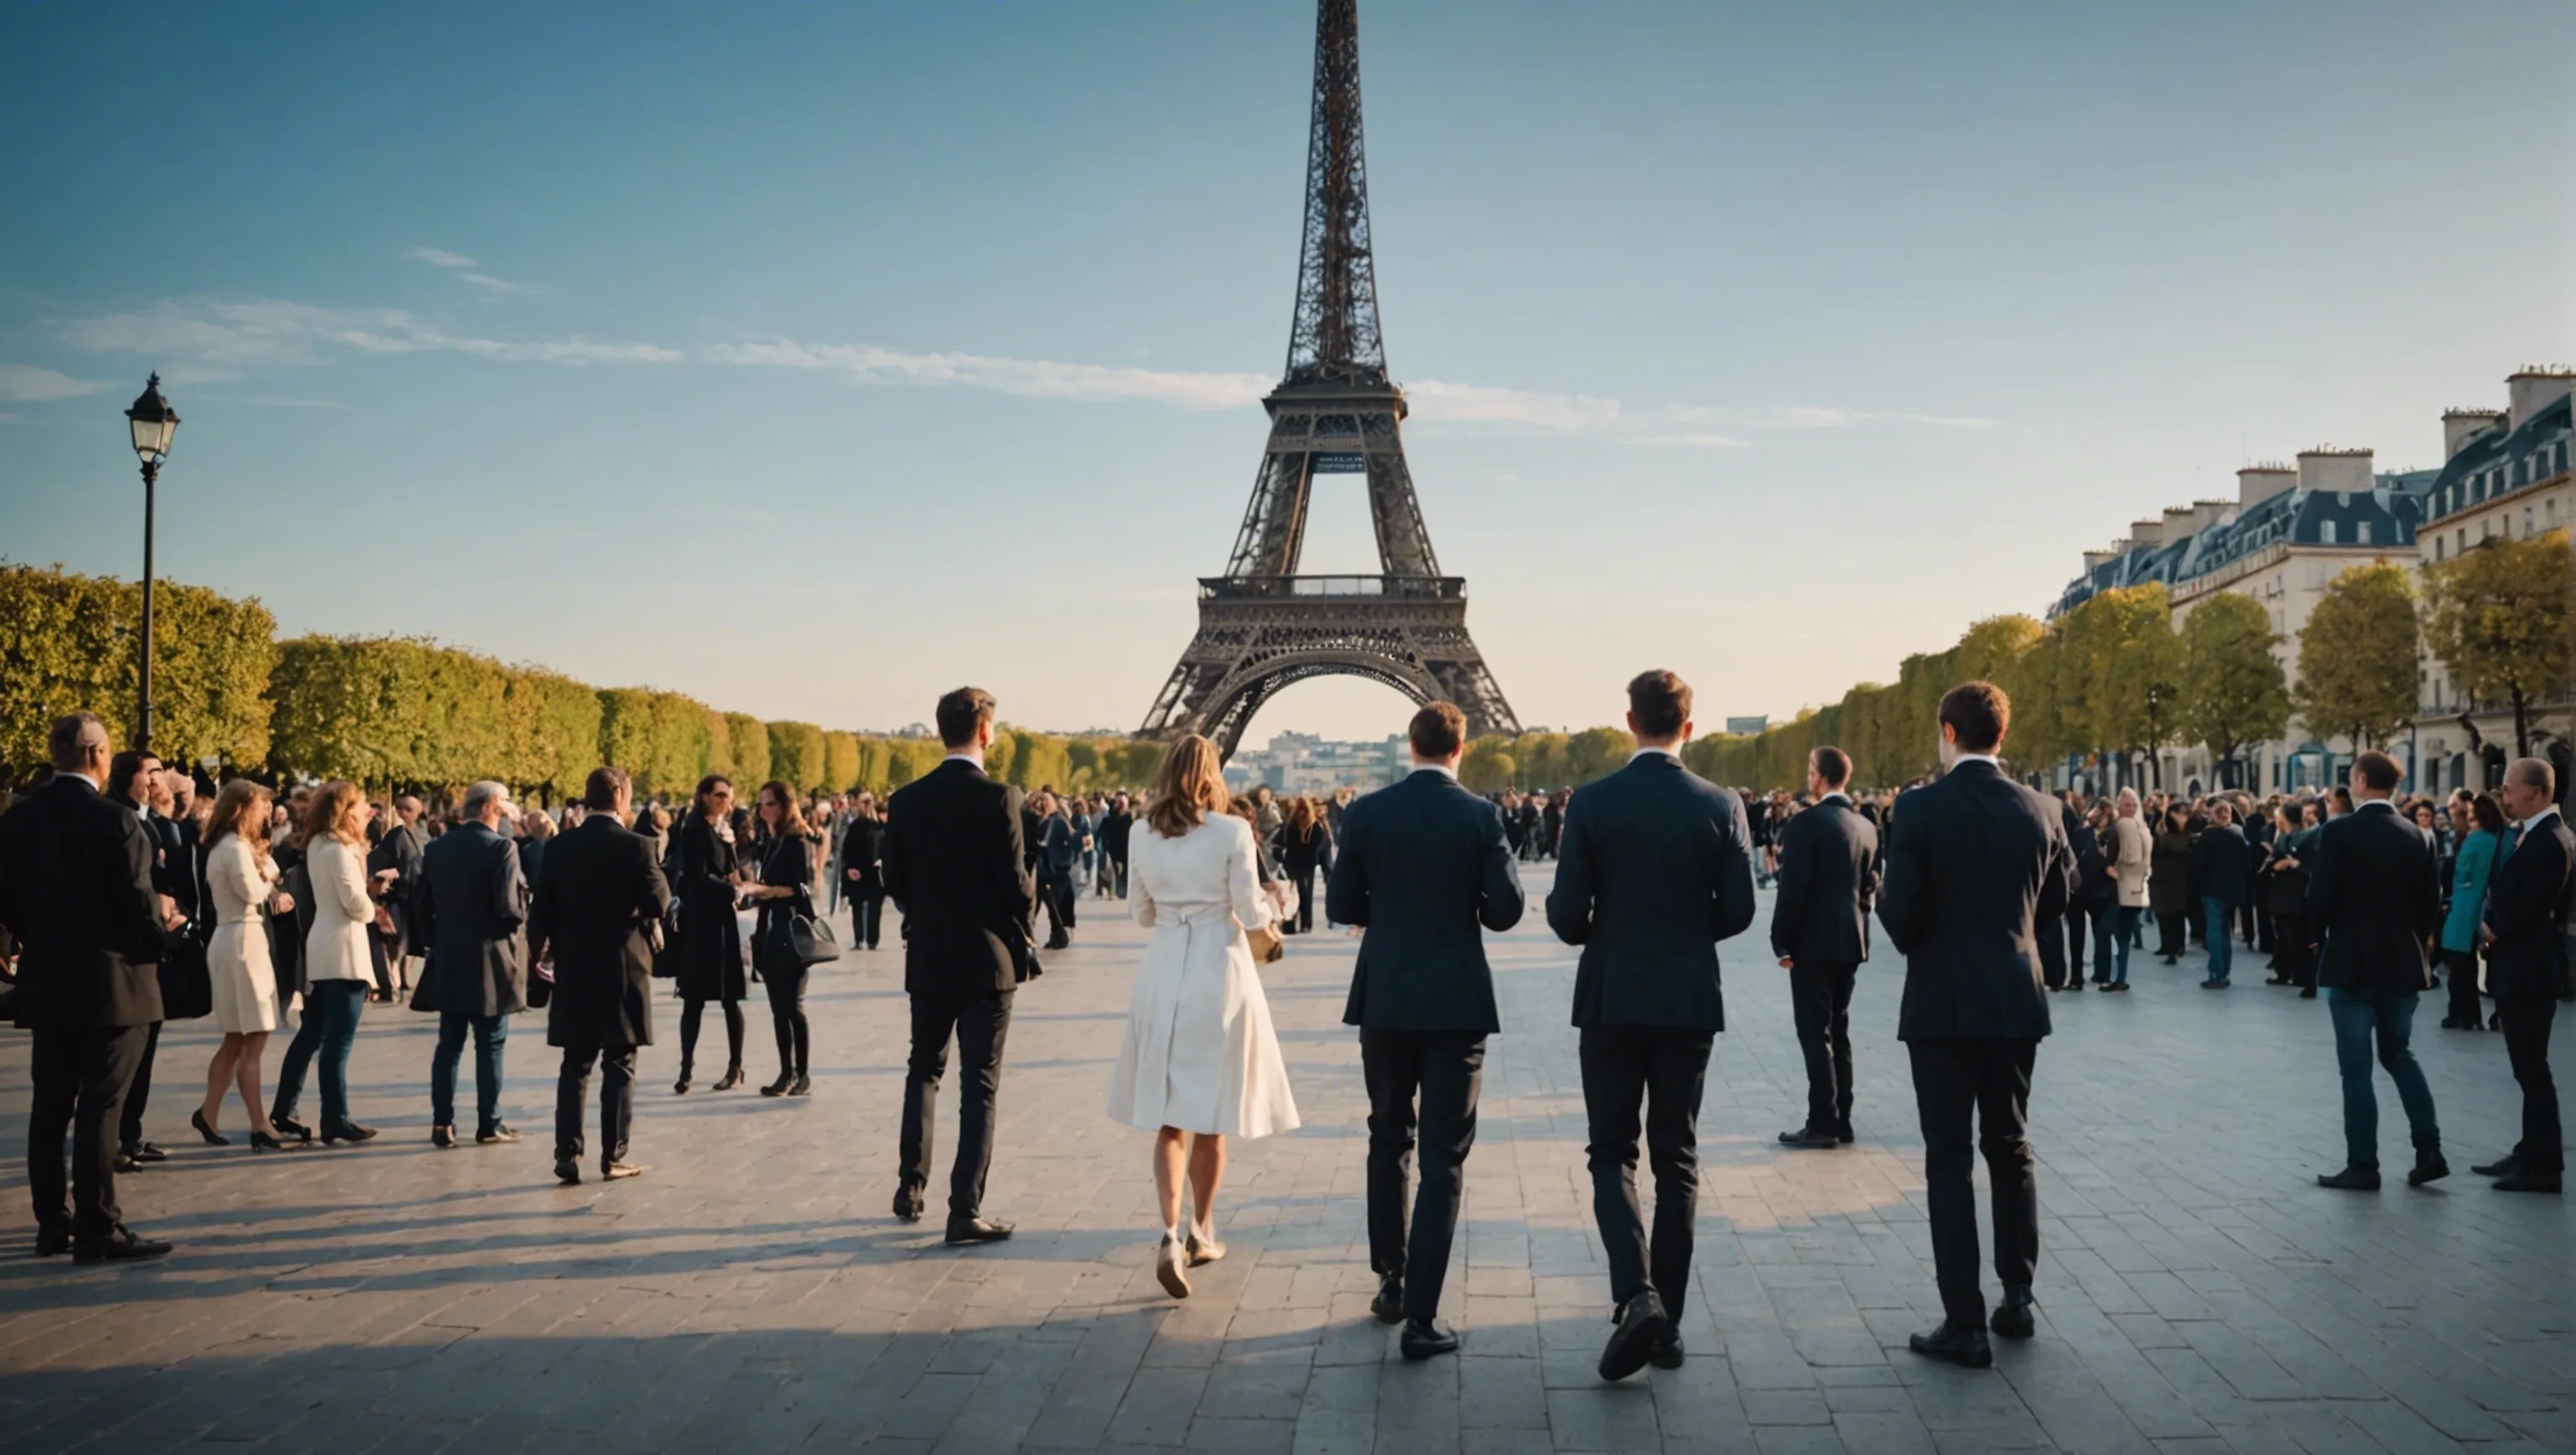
left=0, top=870, right=2568, bottom=1454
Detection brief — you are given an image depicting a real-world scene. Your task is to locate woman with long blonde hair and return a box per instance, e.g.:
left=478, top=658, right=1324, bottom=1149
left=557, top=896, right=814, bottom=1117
left=192, top=780, right=298, bottom=1151
left=1108, top=735, right=1299, bottom=1300
left=269, top=781, right=383, bottom=1145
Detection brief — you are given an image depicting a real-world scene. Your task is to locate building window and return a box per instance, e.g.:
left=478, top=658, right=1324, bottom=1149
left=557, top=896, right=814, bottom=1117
left=2358, top=521, right=2372, bottom=545
left=2459, top=528, right=2468, bottom=553
left=2319, top=521, right=2337, bottom=543
left=2434, top=535, right=2446, bottom=561
left=2527, top=507, right=2537, bottom=535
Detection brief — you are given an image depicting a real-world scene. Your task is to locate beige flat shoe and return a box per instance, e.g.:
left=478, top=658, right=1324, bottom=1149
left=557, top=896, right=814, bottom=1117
left=1186, top=1229, right=1226, bottom=1266
left=1156, top=1234, right=1192, bottom=1299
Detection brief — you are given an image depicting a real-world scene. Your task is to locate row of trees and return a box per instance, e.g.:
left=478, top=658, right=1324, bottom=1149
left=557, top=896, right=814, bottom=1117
left=1696, top=530, right=2573, bottom=790
left=2, top=564, right=1166, bottom=803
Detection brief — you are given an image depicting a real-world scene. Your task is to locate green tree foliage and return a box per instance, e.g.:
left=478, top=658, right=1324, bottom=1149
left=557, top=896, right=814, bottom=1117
left=1565, top=726, right=1632, bottom=785
left=2421, top=529, right=2573, bottom=756
left=2294, top=561, right=2419, bottom=749
left=2061, top=585, right=2183, bottom=783
left=723, top=711, right=770, bottom=786
left=766, top=720, right=827, bottom=792
left=0, top=564, right=277, bottom=771
left=2177, top=592, right=2288, bottom=775
left=1460, top=735, right=1516, bottom=792
left=823, top=730, right=861, bottom=792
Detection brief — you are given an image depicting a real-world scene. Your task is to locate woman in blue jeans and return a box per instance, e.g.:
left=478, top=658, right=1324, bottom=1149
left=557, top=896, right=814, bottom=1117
left=2096, top=792, right=2152, bottom=990
left=271, top=782, right=382, bottom=1145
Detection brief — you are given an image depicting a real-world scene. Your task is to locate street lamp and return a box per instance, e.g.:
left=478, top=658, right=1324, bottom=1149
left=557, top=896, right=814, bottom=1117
left=125, top=373, right=179, bottom=753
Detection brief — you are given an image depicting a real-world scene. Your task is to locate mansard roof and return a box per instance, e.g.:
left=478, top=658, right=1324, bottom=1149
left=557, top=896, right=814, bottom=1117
left=2423, top=392, right=2573, bottom=524
left=2049, top=470, right=2432, bottom=619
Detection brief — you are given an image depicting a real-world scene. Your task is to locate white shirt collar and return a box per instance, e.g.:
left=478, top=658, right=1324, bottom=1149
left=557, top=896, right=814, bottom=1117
left=2523, top=804, right=2562, bottom=829
left=942, top=749, right=984, bottom=769
left=1628, top=746, right=1679, bottom=763
left=2359, top=798, right=2399, bottom=813
left=1410, top=761, right=1459, bottom=781
left=1820, top=791, right=1851, bottom=805
left=1946, top=753, right=2000, bottom=773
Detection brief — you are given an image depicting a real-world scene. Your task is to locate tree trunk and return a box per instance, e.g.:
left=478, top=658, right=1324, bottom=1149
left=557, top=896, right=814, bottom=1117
left=2513, top=690, right=2531, bottom=757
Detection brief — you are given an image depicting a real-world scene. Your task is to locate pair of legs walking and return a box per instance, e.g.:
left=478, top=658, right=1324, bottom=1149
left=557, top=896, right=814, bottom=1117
left=899, top=990, right=1014, bottom=1227
left=1909, top=1037, right=2038, bottom=1342
left=273, top=980, right=367, bottom=1135
left=429, top=1011, right=509, bottom=1137
left=678, top=995, right=744, bottom=1087
left=199, top=1031, right=281, bottom=1140
left=2323, top=987, right=2439, bottom=1177
left=553, top=1041, right=636, bottom=1177
left=29, top=1023, right=151, bottom=1246
left=1361, top=1028, right=1483, bottom=1333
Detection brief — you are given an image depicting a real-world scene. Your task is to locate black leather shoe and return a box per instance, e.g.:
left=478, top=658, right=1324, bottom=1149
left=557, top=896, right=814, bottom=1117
left=554, top=1158, right=581, bottom=1186
left=249, top=1130, right=290, bottom=1152
left=1372, top=1273, right=1405, bottom=1324
left=33, top=1227, right=70, bottom=1257
left=788, top=1074, right=812, bottom=1097
left=72, top=1225, right=174, bottom=1265
left=431, top=1125, right=457, bottom=1150
left=1991, top=1286, right=2036, bottom=1339
left=2492, top=1168, right=2563, bottom=1193
left=601, top=1162, right=646, bottom=1182
left=673, top=1074, right=692, bottom=1095
left=1648, top=1329, right=1685, bottom=1369
left=191, top=1109, right=231, bottom=1146
left=1598, top=1291, right=1670, bottom=1381
left=893, top=1185, right=926, bottom=1223
left=1837, top=1123, right=1856, bottom=1145
left=1400, top=1317, right=1460, bottom=1360
left=2472, top=1156, right=2520, bottom=1178
left=273, top=1115, right=314, bottom=1144
left=112, top=1151, right=143, bottom=1175
left=2317, top=1165, right=2381, bottom=1191
left=2298, top=988, right=2317, bottom=999
left=1908, top=1318, right=1992, bottom=1369
left=127, top=1141, right=167, bottom=1164
left=2407, top=1150, right=2449, bottom=1186
left=761, top=1073, right=795, bottom=1098
left=945, top=1216, right=1014, bottom=1245
left=1777, top=1127, right=1839, bottom=1149
left=477, top=1124, right=520, bottom=1146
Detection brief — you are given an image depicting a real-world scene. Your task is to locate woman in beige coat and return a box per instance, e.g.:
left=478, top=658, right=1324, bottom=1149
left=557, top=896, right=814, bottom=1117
left=271, top=782, right=387, bottom=1144
left=1109, top=735, right=1298, bottom=1300
left=2104, top=788, right=2153, bottom=988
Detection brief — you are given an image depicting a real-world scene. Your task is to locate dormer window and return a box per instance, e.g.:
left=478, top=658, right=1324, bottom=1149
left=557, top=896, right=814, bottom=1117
left=2319, top=521, right=2337, bottom=544
left=2358, top=522, right=2372, bottom=545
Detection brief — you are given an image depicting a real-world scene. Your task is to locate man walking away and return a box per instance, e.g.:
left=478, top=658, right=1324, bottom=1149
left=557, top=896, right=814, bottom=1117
left=413, top=780, right=530, bottom=1149
left=2190, top=802, right=2254, bottom=988
left=1546, top=671, right=1756, bottom=1380
left=881, top=687, right=1036, bottom=1245
left=1877, top=683, right=2073, bottom=1368
left=2475, top=757, right=2568, bottom=1193
left=530, top=767, right=671, bottom=1187
left=1772, top=746, right=1878, bottom=1148
left=2307, top=751, right=2447, bottom=1191
left=0, top=714, right=180, bottom=1262
left=1329, top=701, right=1524, bottom=1361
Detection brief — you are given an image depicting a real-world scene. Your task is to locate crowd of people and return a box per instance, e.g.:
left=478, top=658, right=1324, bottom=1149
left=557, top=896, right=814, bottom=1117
left=0, top=673, right=2563, bottom=1391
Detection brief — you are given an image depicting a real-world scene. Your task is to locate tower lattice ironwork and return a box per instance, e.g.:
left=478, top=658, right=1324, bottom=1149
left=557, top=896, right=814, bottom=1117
left=1139, top=0, right=1519, bottom=758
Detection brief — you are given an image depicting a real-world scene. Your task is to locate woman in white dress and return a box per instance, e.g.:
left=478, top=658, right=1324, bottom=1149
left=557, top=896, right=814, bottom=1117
left=190, top=780, right=298, bottom=1151
left=1108, top=735, right=1300, bottom=1299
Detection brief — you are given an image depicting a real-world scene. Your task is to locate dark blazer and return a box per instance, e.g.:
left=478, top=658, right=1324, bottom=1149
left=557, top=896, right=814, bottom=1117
left=153, top=813, right=200, bottom=927
left=1546, top=752, right=1758, bottom=1031
left=2482, top=810, right=2574, bottom=1002
left=1328, top=768, right=1526, bottom=1033
left=1770, top=795, right=1880, bottom=964
left=368, top=820, right=428, bottom=958
left=1877, top=759, right=2073, bottom=1042
left=669, top=813, right=746, bottom=1002
left=2305, top=801, right=2440, bottom=996
left=530, top=813, right=672, bottom=1048
left=881, top=758, right=1037, bottom=995
left=839, top=815, right=886, bottom=893
left=2189, top=824, right=2255, bottom=907
left=0, top=775, right=169, bottom=1030
left=409, top=819, right=529, bottom=1019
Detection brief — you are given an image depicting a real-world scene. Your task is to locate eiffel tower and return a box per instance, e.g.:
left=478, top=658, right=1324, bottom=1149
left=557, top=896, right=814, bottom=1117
left=1138, top=0, right=1520, bottom=759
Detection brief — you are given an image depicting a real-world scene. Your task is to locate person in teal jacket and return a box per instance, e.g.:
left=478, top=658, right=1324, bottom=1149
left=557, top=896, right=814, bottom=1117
left=2439, top=792, right=2513, bottom=1029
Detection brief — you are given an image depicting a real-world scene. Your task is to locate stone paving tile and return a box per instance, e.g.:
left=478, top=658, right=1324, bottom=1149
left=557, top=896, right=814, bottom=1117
left=0, top=868, right=2568, bottom=1452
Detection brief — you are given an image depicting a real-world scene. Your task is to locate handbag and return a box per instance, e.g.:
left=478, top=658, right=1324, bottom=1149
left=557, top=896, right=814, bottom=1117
left=776, top=886, right=842, bottom=968
left=157, top=928, right=214, bottom=1021
left=1245, top=922, right=1286, bottom=965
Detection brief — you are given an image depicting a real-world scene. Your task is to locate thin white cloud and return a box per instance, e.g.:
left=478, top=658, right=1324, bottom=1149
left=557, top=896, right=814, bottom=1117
left=1630, top=433, right=1754, bottom=449
left=703, top=338, right=1271, bottom=410
left=456, top=272, right=532, bottom=294
left=0, top=364, right=108, bottom=403
left=56, top=299, right=675, bottom=367
left=1402, top=378, right=1622, bottom=432
left=1666, top=403, right=2000, bottom=431
left=408, top=247, right=476, bottom=268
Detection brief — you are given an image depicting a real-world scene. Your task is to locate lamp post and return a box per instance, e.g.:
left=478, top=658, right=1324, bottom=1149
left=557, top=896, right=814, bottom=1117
left=125, top=374, right=179, bottom=754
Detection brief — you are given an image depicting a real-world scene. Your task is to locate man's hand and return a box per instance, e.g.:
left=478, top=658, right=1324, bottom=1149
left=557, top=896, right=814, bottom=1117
left=1778, top=956, right=1794, bottom=969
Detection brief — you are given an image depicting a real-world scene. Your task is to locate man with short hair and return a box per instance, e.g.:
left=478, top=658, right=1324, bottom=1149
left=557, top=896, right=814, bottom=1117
left=371, top=793, right=429, bottom=1000
left=2475, top=757, right=2568, bottom=1193
left=413, top=780, right=530, bottom=1150
left=1877, top=682, right=2074, bottom=1368
left=1329, top=700, right=1525, bottom=1360
left=106, top=751, right=172, bottom=1172
left=2307, top=750, right=2447, bottom=1191
left=1773, top=745, right=1879, bottom=1149
left=882, top=687, right=1036, bottom=1244
left=1546, top=671, right=1755, bottom=1380
left=529, top=767, right=671, bottom=1187
left=2189, top=801, right=2254, bottom=988
left=0, top=715, right=182, bottom=1261
left=1095, top=792, right=1134, bottom=900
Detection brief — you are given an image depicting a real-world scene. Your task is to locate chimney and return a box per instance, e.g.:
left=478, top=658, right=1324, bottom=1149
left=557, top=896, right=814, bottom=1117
left=2506, top=366, right=2575, bottom=429
left=2082, top=548, right=2116, bottom=573
left=2188, top=499, right=2235, bottom=533
left=2441, top=408, right=2505, bottom=460
left=2237, top=464, right=2297, bottom=507
left=2296, top=447, right=2375, bottom=499
left=2129, top=517, right=2165, bottom=548
left=2161, top=504, right=2199, bottom=543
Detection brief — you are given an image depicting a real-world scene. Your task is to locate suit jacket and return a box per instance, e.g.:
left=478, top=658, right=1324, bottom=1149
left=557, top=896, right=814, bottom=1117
left=530, top=813, right=672, bottom=1048
left=0, top=775, right=168, bottom=1029
left=1877, top=760, right=2073, bottom=1042
left=409, top=820, right=530, bottom=1019
left=2305, top=800, right=2440, bottom=996
left=2189, top=824, right=2254, bottom=906
left=152, top=813, right=200, bottom=927
left=1545, top=752, right=1757, bottom=1031
left=1327, top=768, right=1525, bottom=1033
left=881, top=758, right=1036, bottom=995
left=2482, top=810, right=2574, bottom=1002
left=1769, top=795, right=1880, bottom=965
left=368, top=820, right=428, bottom=958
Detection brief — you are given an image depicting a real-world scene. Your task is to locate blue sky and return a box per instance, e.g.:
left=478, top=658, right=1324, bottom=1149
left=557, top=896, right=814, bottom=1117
left=4, top=2, right=2568, bottom=745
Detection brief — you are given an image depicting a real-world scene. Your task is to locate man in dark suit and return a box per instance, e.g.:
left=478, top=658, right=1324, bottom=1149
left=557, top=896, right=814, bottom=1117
left=1877, top=682, right=2073, bottom=1368
left=881, top=686, right=1036, bottom=1245
left=106, top=751, right=172, bottom=1173
left=369, top=793, right=428, bottom=1000
left=2190, top=802, right=2254, bottom=988
left=2475, top=757, right=2569, bottom=1193
left=1772, top=745, right=1880, bottom=1150
left=412, top=780, right=530, bottom=1150
left=528, top=766, right=671, bottom=1187
left=2306, top=750, right=2446, bottom=1191
left=1327, top=700, right=1525, bottom=1361
left=0, top=714, right=181, bottom=1262
left=1546, top=671, right=1755, bottom=1380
